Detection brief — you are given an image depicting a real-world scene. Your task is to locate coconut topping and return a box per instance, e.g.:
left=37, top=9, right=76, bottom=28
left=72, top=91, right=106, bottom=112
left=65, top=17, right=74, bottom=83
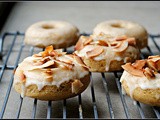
left=72, top=79, right=83, bottom=94
left=75, top=34, right=136, bottom=53
left=120, top=55, right=160, bottom=98
left=14, top=45, right=89, bottom=97
left=122, top=55, right=160, bottom=79
left=74, top=33, right=139, bottom=71
left=86, top=46, right=104, bottom=58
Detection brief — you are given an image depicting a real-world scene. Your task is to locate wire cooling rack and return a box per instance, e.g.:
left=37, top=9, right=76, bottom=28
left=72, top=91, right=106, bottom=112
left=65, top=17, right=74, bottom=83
left=0, top=31, right=159, bottom=119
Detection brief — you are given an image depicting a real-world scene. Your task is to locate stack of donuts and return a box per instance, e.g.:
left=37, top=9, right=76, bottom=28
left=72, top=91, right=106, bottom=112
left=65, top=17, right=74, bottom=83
left=13, top=20, right=160, bottom=106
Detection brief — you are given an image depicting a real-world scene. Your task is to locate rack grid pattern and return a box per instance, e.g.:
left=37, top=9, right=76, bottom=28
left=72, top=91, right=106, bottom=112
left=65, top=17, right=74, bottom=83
left=0, top=32, right=159, bottom=119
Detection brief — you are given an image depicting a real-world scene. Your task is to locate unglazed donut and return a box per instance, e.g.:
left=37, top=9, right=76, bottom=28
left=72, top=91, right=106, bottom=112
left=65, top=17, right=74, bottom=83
left=93, top=20, right=148, bottom=49
left=24, top=21, right=79, bottom=48
left=13, top=46, right=90, bottom=101
left=120, top=55, right=160, bottom=106
left=74, top=33, right=140, bottom=72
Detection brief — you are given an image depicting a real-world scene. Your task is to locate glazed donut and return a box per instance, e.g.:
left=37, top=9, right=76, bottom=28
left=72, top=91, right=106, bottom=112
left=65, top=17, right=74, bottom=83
left=74, top=33, right=140, bottom=72
left=120, top=55, right=160, bottom=106
left=93, top=20, right=148, bottom=49
left=24, top=21, right=79, bottom=49
left=13, top=46, right=90, bottom=101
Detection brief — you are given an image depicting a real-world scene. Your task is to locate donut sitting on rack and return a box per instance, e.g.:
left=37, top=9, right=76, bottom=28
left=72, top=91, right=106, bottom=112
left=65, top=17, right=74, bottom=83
left=120, top=55, right=160, bottom=106
left=93, top=20, right=148, bottom=49
left=24, top=21, right=80, bottom=49
left=74, top=33, right=140, bottom=72
left=13, top=45, right=90, bottom=101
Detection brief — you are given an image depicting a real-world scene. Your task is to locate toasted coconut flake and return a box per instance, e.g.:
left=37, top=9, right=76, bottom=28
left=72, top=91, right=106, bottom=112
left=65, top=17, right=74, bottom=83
left=39, top=60, right=54, bottom=68
left=155, top=60, right=160, bottom=71
left=45, top=45, right=54, bottom=53
left=72, top=79, right=83, bottom=94
left=30, top=60, right=55, bottom=70
left=74, top=55, right=89, bottom=70
left=49, top=51, right=58, bottom=56
left=147, top=55, right=160, bottom=71
left=86, top=46, right=104, bottom=58
left=41, top=51, right=49, bottom=58
left=111, top=41, right=121, bottom=48
left=55, top=60, right=74, bottom=70
left=56, top=56, right=73, bottom=65
left=55, top=49, right=66, bottom=56
left=75, top=37, right=84, bottom=51
left=148, top=55, right=160, bottom=62
left=98, top=40, right=109, bottom=46
left=74, top=56, right=84, bottom=65
left=126, top=38, right=136, bottom=46
left=148, top=55, right=160, bottom=59
left=41, top=46, right=53, bottom=57
left=143, top=67, right=155, bottom=79
left=113, top=41, right=128, bottom=52
left=122, top=63, right=144, bottom=77
left=33, top=61, right=44, bottom=66
left=18, top=70, right=26, bottom=83
left=115, top=36, right=127, bottom=41
left=59, top=52, right=67, bottom=56
left=83, top=37, right=93, bottom=45
left=58, top=58, right=73, bottom=65
left=90, top=41, right=99, bottom=45
left=133, top=60, right=146, bottom=69
left=40, top=57, right=51, bottom=63
left=40, top=46, right=66, bottom=57
left=64, top=60, right=73, bottom=64
left=147, top=60, right=157, bottom=71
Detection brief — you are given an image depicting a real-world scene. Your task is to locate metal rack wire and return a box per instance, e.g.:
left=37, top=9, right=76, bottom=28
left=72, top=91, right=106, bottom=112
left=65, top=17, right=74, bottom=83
left=0, top=31, right=159, bottom=119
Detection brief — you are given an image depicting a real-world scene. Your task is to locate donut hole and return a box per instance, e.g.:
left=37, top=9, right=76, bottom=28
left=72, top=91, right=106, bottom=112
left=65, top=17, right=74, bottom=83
left=42, top=24, right=54, bottom=29
left=111, top=24, right=124, bottom=28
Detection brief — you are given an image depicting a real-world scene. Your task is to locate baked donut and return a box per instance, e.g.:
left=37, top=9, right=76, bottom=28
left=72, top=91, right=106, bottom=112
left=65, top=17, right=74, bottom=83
left=74, top=33, right=140, bottom=72
left=13, top=46, right=90, bottom=101
left=120, top=55, right=160, bottom=106
left=24, top=21, right=80, bottom=49
left=93, top=20, right=148, bottom=49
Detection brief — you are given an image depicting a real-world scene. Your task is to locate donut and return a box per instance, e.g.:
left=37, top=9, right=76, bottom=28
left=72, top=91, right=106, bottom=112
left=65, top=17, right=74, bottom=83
left=120, top=55, right=160, bottom=106
left=93, top=20, right=148, bottom=49
left=74, top=33, right=140, bottom=72
left=24, top=21, right=80, bottom=49
left=13, top=46, right=90, bottom=101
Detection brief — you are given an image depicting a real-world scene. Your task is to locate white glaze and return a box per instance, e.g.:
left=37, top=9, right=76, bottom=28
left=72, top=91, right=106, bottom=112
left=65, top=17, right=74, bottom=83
left=121, top=87, right=126, bottom=95
left=120, top=71, right=160, bottom=98
left=75, top=44, right=138, bottom=71
left=13, top=54, right=89, bottom=97
left=133, top=100, right=137, bottom=106
left=21, top=83, right=25, bottom=98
